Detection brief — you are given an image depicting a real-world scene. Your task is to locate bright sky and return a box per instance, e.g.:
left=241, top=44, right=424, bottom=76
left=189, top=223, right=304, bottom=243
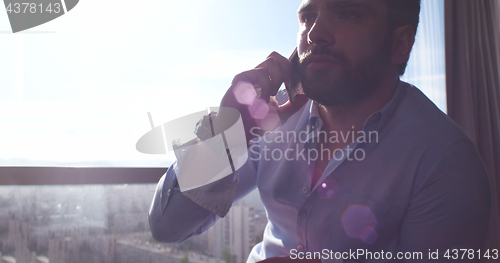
left=0, top=0, right=444, bottom=166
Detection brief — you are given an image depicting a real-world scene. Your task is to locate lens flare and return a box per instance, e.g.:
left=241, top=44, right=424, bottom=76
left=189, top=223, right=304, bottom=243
left=233, top=81, right=257, bottom=106
left=341, top=205, right=378, bottom=244
left=317, top=179, right=338, bottom=199
left=256, top=111, right=280, bottom=131
left=249, top=99, right=269, bottom=120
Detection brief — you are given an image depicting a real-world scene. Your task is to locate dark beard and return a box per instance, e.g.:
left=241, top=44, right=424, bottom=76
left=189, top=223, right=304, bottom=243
left=298, top=36, right=392, bottom=107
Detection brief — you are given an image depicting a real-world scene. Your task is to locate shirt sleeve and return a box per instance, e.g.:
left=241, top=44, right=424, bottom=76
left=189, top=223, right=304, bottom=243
left=148, top=161, right=231, bottom=242
left=399, top=139, right=491, bottom=262
left=148, top=140, right=259, bottom=243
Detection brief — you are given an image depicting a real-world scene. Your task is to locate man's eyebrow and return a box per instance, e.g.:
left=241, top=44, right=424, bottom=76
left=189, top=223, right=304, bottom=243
left=297, top=3, right=316, bottom=14
left=326, top=1, right=373, bottom=11
left=298, top=1, right=373, bottom=14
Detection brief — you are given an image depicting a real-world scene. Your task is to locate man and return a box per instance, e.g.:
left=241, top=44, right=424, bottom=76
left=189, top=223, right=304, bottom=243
left=149, top=0, right=491, bottom=262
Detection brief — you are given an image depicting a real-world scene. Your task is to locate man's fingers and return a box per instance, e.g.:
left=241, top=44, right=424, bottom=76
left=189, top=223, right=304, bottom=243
left=265, top=58, right=285, bottom=96
left=230, top=68, right=273, bottom=102
left=221, top=51, right=298, bottom=141
left=255, top=52, right=293, bottom=100
left=266, top=52, right=292, bottom=86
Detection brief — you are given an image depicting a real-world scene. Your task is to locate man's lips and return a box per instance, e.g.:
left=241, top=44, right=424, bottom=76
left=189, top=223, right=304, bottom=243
left=305, top=55, right=339, bottom=69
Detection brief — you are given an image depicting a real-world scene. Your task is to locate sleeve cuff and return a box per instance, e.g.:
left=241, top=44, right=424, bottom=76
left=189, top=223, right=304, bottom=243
left=150, top=161, right=239, bottom=219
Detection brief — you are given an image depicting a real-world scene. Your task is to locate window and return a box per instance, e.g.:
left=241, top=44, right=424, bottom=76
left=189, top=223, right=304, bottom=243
left=401, top=0, right=446, bottom=113
left=0, top=1, right=446, bottom=262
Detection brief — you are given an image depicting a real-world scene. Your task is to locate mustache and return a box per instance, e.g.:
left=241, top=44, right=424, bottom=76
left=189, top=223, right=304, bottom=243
left=299, top=47, right=349, bottom=66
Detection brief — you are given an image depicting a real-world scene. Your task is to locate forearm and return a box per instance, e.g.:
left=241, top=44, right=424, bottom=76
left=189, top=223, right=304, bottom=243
left=148, top=162, right=241, bottom=243
left=148, top=172, right=218, bottom=243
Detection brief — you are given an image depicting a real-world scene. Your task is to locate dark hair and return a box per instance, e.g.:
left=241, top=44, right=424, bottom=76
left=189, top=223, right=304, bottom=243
left=385, top=0, right=421, bottom=75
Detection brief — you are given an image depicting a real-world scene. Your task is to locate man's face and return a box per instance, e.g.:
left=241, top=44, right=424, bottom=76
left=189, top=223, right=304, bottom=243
left=297, top=0, right=392, bottom=107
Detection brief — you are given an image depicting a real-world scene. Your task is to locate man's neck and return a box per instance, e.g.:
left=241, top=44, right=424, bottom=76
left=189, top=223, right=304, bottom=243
left=318, top=76, right=400, bottom=133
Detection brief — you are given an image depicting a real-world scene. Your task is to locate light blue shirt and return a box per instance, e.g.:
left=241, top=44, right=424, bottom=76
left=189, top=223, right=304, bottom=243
left=149, top=81, right=490, bottom=262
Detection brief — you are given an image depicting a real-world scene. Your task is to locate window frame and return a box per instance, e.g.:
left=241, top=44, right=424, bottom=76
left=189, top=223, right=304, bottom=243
left=0, top=166, right=166, bottom=185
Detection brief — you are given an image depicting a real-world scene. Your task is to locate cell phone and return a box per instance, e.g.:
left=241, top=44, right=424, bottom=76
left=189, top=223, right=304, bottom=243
left=285, top=48, right=303, bottom=103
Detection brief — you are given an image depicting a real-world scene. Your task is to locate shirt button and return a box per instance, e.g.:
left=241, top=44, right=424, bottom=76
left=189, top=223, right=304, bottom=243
left=166, top=189, right=171, bottom=196
left=302, top=187, right=309, bottom=194
left=298, top=209, right=307, bottom=218
left=297, top=244, right=304, bottom=252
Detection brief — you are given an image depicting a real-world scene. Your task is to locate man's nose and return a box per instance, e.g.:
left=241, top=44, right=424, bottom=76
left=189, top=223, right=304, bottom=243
left=307, top=16, right=335, bottom=46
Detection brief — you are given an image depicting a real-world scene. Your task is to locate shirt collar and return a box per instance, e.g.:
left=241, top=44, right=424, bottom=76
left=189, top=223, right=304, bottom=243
left=306, top=80, right=408, bottom=134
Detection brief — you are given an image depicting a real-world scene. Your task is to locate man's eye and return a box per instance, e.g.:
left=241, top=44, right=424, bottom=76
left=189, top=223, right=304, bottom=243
left=301, top=14, right=316, bottom=23
left=339, top=11, right=358, bottom=19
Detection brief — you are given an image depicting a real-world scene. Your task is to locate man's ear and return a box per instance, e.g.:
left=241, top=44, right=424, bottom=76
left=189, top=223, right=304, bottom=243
left=390, top=25, right=415, bottom=66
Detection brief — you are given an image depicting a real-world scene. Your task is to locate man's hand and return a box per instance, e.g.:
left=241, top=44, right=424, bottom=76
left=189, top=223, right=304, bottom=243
left=218, top=52, right=309, bottom=142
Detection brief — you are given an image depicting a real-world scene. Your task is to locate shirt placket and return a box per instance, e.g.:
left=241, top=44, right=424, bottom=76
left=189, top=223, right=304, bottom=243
left=294, top=113, right=381, bottom=253
left=294, top=117, right=321, bottom=253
